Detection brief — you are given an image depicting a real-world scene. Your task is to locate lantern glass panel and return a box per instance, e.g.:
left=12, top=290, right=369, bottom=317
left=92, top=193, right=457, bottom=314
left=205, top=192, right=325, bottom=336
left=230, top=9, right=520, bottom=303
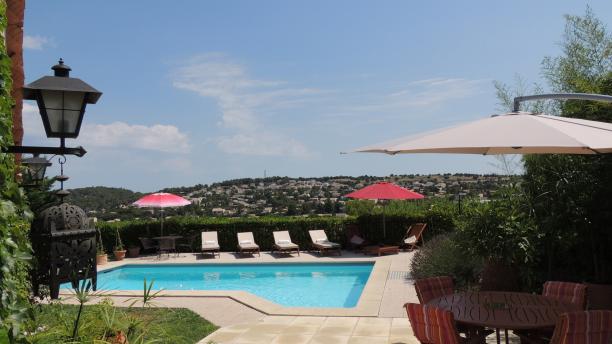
left=46, top=109, right=81, bottom=135
left=29, top=164, right=47, bottom=181
left=41, top=90, right=84, bottom=111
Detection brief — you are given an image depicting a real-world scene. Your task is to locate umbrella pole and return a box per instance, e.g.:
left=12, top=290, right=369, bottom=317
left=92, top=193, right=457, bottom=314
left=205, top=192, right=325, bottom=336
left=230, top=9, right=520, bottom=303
left=160, top=209, right=164, bottom=237
left=382, top=204, right=386, bottom=240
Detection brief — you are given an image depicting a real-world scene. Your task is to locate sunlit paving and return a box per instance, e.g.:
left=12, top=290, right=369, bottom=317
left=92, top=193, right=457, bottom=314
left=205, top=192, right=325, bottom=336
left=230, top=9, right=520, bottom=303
left=1, top=1, right=612, bottom=344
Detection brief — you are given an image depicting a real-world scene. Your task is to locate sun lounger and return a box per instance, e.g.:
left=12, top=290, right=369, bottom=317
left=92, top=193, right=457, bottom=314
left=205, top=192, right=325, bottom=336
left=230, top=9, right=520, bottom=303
left=237, top=232, right=260, bottom=256
left=201, top=231, right=220, bottom=258
left=309, top=230, right=341, bottom=256
left=272, top=231, right=300, bottom=256
left=401, top=223, right=427, bottom=251
left=344, top=224, right=369, bottom=251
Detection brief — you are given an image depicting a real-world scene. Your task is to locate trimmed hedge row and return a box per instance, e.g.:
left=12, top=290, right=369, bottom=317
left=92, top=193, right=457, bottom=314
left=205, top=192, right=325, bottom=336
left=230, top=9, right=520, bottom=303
left=97, top=210, right=456, bottom=254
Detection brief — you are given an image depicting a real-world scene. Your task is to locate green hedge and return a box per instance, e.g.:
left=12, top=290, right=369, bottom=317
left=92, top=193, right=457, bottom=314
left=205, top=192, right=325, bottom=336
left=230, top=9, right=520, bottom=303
left=97, top=211, right=456, bottom=254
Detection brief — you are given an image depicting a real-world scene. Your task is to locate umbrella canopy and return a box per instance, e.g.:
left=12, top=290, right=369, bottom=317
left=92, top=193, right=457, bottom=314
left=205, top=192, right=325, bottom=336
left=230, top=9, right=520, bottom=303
left=133, top=193, right=191, bottom=237
left=133, top=193, right=191, bottom=208
left=355, top=112, right=612, bottom=155
left=345, top=182, right=424, bottom=239
left=345, top=181, right=424, bottom=200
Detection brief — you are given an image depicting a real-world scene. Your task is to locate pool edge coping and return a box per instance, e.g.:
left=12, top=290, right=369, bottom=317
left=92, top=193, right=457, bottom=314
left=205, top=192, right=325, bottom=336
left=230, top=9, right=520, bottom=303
left=59, top=259, right=390, bottom=317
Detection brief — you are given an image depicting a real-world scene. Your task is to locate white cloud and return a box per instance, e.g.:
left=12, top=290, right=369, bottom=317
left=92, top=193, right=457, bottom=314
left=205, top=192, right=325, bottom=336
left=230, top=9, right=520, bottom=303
left=22, top=102, right=189, bottom=154
left=172, top=53, right=318, bottom=157
left=22, top=102, right=46, bottom=136
left=346, top=77, right=489, bottom=113
left=81, top=122, right=190, bottom=153
left=23, top=35, right=51, bottom=50
left=217, top=132, right=311, bottom=157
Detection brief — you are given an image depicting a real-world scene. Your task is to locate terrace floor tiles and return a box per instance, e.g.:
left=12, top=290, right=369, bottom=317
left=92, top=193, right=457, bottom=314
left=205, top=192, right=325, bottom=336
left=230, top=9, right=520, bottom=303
left=309, top=334, right=351, bottom=344
left=282, top=324, right=322, bottom=334
left=317, top=325, right=356, bottom=336
left=290, top=316, right=327, bottom=326
left=322, top=316, right=359, bottom=327
left=352, top=323, right=391, bottom=337
left=270, top=333, right=314, bottom=344
left=233, top=330, right=278, bottom=344
left=348, top=336, right=390, bottom=344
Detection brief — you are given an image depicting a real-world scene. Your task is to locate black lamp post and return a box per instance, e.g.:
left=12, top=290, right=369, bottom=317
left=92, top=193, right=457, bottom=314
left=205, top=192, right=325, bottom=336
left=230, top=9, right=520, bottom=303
left=21, top=154, right=51, bottom=185
left=5, top=59, right=102, bottom=157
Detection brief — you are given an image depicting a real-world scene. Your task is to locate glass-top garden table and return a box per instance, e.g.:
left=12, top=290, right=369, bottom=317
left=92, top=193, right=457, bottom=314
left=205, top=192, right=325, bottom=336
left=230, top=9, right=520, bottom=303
left=427, top=291, right=578, bottom=343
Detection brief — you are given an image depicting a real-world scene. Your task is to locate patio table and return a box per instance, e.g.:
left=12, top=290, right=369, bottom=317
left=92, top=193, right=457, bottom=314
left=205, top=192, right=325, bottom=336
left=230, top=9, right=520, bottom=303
left=427, top=291, right=578, bottom=343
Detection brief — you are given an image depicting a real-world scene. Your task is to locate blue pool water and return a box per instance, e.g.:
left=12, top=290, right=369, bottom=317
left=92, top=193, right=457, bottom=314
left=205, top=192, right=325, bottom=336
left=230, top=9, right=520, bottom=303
left=65, top=263, right=373, bottom=308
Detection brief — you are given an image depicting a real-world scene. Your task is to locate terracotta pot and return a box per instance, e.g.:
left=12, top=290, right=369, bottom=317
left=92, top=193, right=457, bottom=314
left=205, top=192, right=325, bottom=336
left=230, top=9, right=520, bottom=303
left=96, top=254, right=108, bottom=265
left=114, top=250, right=127, bottom=261
left=127, top=246, right=140, bottom=258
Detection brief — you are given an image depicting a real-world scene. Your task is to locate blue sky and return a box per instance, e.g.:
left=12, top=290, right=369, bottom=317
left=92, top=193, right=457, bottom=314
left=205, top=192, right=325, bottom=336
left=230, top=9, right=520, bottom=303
left=22, top=1, right=612, bottom=192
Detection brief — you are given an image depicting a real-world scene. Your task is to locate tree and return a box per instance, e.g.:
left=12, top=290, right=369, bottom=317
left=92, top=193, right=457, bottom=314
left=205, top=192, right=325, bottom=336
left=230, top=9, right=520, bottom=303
left=499, top=8, right=612, bottom=286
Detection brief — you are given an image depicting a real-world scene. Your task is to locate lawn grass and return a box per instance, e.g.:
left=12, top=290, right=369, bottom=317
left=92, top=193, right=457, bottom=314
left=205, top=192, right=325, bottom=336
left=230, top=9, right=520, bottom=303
left=25, top=303, right=218, bottom=344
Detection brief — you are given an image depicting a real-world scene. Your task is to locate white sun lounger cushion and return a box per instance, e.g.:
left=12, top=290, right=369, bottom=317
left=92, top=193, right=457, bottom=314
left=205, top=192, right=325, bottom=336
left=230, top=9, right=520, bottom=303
left=239, top=240, right=252, bottom=245
left=277, top=240, right=291, bottom=244
left=204, top=240, right=217, bottom=245
left=350, top=235, right=365, bottom=245
left=404, top=236, right=417, bottom=244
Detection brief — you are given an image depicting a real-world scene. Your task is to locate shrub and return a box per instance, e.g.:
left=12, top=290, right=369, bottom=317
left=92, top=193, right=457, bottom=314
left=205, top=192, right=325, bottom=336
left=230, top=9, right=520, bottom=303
left=411, top=233, right=481, bottom=290
left=98, top=216, right=354, bottom=253
left=97, top=210, right=457, bottom=254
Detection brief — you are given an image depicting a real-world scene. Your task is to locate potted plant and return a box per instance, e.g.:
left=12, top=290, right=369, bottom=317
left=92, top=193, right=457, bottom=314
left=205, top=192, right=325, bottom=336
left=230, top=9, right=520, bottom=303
left=97, top=246, right=108, bottom=265
left=127, top=245, right=140, bottom=258
left=113, top=229, right=127, bottom=261
left=96, top=228, right=108, bottom=265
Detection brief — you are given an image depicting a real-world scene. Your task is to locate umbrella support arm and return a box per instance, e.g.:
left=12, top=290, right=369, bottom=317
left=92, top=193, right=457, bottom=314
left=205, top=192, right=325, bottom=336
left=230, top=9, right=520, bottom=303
left=513, top=93, right=612, bottom=112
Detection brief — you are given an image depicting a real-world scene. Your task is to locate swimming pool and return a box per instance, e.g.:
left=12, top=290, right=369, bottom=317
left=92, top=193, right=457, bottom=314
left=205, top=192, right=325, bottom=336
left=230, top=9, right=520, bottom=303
left=70, top=262, right=374, bottom=308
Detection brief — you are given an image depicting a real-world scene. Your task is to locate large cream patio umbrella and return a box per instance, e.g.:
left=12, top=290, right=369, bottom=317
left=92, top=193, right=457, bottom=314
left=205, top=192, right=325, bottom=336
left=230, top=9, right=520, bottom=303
left=355, top=93, right=612, bottom=156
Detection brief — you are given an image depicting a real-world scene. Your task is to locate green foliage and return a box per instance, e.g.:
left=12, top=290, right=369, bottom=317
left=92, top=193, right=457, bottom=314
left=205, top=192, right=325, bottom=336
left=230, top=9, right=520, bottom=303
left=26, top=303, right=217, bottom=344
left=0, top=3, right=33, bottom=342
left=66, top=186, right=144, bottom=214
left=411, top=234, right=481, bottom=290
left=98, top=216, right=354, bottom=253
left=542, top=7, right=612, bottom=93
left=494, top=8, right=612, bottom=290
left=126, top=279, right=163, bottom=308
left=455, top=185, right=535, bottom=266
left=97, top=209, right=456, bottom=253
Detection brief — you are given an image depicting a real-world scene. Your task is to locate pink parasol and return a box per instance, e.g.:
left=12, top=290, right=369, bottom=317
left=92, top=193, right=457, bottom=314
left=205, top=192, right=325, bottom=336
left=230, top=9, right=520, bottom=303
left=345, top=182, right=424, bottom=238
left=133, top=193, right=191, bottom=236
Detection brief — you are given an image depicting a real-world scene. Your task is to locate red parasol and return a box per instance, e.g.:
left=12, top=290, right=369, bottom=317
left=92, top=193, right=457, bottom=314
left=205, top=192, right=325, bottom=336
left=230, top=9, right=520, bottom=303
left=133, top=193, right=191, bottom=236
left=345, top=182, right=424, bottom=238
left=345, top=181, right=424, bottom=200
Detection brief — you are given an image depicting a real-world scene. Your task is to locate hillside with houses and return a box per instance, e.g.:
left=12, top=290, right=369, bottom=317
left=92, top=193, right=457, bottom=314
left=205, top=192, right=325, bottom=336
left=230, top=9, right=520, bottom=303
left=68, top=174, right=516, bottom=221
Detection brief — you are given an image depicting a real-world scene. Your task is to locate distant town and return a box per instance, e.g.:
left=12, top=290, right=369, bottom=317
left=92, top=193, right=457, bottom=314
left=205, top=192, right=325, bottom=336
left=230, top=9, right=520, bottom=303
left=68, top=174, right=516, bottom=221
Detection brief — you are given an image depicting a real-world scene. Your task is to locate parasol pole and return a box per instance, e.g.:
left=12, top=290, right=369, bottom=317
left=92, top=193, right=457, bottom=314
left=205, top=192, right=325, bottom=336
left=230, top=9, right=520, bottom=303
left=160, top=208, right=164, bottom=237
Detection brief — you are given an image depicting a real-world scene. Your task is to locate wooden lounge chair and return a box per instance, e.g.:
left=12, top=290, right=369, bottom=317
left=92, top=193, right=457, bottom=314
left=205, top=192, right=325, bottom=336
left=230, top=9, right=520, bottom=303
left=308, top=230, right=341, bottom=256
left=201, top=231, right=220, bottom=258
left=237, top=232, right=260, bottom=257
left=271, top=231, right=300, bottom=256
left=344, top=224, right=369, bottom=251
left=401, top=223, right=427, bottom=251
